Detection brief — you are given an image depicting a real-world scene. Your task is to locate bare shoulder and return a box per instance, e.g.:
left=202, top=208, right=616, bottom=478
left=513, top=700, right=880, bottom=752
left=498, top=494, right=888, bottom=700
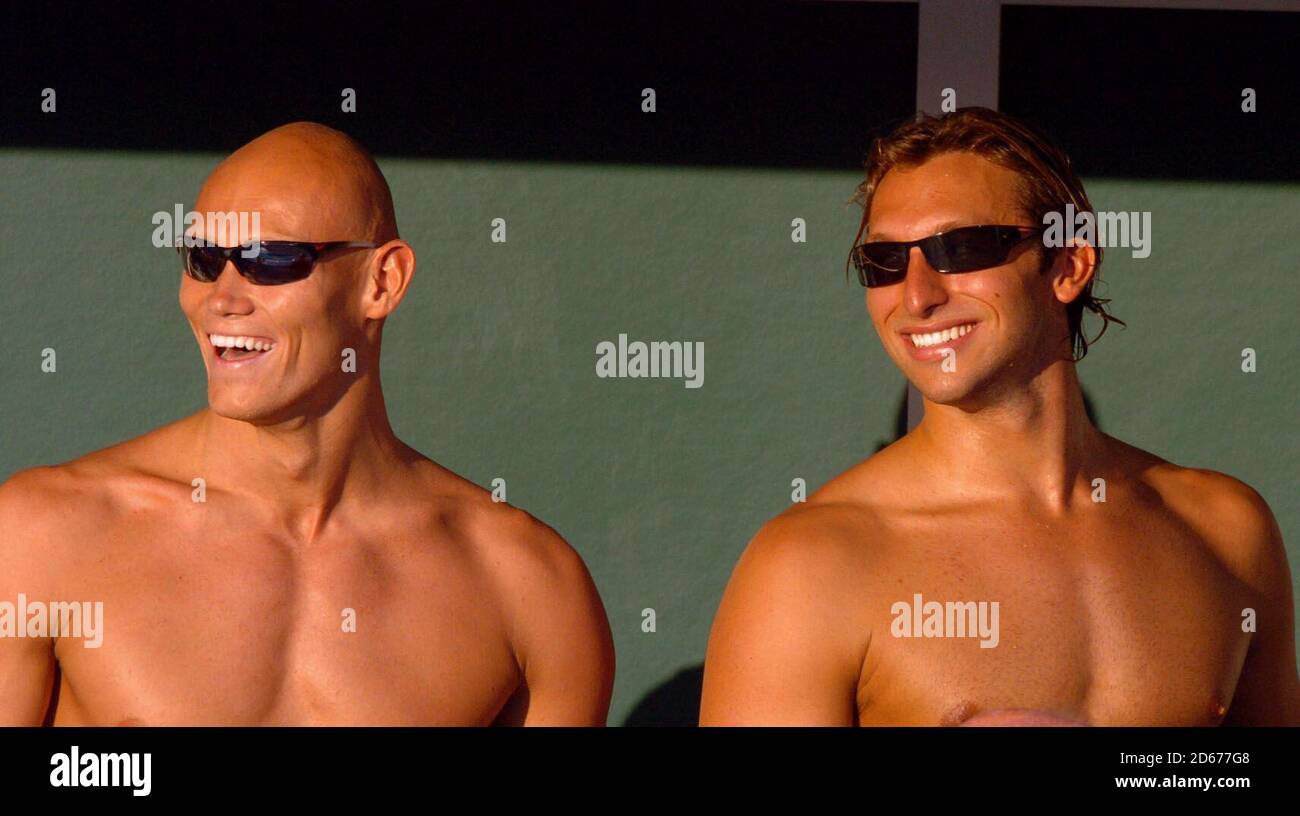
left=409, top=459, right=602, bottom=607
left=703, top=456, right=891, bottom=723
left=741, top=500, right=880, bottom=580
left=724, top=451, right=901, bottom=614
left=1120, top=439, right=1288, bottom=592
left=0, top=458, right=119, bottom=591
left=407, top=459, right=613, bottom=700
left=743, top=436, right=922, bottom=570
left=0, top=453, right=134, bottom=548
left=714, top=500, right=879, bottom=671
left=0, top=417, right=201, bottom=570
left=0, top=464, right=81, bottom=561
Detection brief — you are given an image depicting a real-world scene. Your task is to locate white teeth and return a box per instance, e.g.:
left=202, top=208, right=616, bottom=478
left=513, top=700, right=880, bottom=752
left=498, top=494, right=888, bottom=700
left=909, top=323, right=975, bottom=348
left=208, top=334, right=275, bottom=352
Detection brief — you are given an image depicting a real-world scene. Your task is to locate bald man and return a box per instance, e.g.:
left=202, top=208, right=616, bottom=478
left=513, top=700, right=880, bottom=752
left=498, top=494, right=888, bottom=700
left=0, top=122, right=615, bottom=725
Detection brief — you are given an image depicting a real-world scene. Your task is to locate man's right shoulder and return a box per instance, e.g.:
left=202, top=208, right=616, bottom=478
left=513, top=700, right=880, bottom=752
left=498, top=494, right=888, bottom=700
left=0, top=463, right=100, bottom=591
left=0, top=463, right=82, bottom=525
left=736, top=496, right=888, bottom=599
left=0, top=414, right=199, bottom=528
left=0, top=459, right=114, bottom=544
left=704, top=476, right=887, bottom=720
left=731, top=446, right=911, bottom=599
left=0, top=434, right=165, bottom=553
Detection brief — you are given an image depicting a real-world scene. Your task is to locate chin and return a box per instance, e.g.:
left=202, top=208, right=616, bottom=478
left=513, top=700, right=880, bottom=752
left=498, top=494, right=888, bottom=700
left=207, top=391, right=291, bottom=425
left=906, top=365, right=1007, bottom=410
left=911, top=378, right=976, bottom=407
left=897, top=340, right=1029, bottom=410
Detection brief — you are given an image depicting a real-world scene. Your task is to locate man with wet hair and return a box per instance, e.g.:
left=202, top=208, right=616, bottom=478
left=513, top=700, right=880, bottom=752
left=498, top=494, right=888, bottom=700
left=0, top=122, right=615, bottom=725
left=701, top=108, right=1299, bottom=726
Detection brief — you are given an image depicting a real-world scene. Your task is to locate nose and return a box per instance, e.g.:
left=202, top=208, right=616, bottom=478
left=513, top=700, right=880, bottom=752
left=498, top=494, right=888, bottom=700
left=901, top=245, right=949, bottom=318
left=205, top=260, right=256, bottom=317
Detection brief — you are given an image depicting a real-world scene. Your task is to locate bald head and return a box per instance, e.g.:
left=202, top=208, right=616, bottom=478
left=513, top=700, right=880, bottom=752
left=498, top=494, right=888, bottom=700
left=180, top=123, right=417, bottom=426
left=195, top=122, right=398, bottom=244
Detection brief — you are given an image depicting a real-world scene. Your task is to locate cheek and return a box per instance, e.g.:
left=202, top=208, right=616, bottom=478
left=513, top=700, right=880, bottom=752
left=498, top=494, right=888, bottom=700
left=954, top=273, right=1034, bottom=322
left=984, top=278, right=1059, bottom=349
left=317, top=270, right=368, bottom=325
left=864, top=288, right=897, bottom=328
left=262, top=282, right=341, bottom=330
left=178, top=279, right=203, bottom=316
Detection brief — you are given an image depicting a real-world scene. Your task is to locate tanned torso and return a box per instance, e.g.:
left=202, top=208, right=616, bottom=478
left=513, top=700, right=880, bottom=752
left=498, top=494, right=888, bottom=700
left=702, top=432, right=1296, bottom=726
left=1, top=413, right=611, bottom=725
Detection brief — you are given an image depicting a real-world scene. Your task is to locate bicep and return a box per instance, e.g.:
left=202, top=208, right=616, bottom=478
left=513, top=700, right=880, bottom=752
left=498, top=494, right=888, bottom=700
left=0, top=471, right=59, bottom=725
left=1224, top=601, right=1300, bottom=726
left=1223, top=506, right=1300, bottom=725
left=700, top=536, right=862, bottom=726
left=500, top=548, right=615, bottom=727
left=0, top=637, right=56, bottom=726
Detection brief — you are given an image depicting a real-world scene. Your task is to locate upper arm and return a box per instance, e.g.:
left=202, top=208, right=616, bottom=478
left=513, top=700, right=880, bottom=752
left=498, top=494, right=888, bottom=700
left=0, top=469, right=60, bottom=726
left=1200, top=477, right=1300, bottom=726
left=489, top=516, right=615, bottom=726
left=700, top=514, right=868, bottom=726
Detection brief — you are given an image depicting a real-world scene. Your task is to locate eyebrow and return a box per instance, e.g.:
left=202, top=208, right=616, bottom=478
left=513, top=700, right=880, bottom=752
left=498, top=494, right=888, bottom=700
left=865, top=220, right=973, bottom=243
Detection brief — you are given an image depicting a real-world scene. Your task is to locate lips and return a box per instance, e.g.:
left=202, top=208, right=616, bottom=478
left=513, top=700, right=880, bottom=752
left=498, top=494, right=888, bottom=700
left=899, top=320, right=978, bottom=362
left=208, top=333, right=276, bottom=368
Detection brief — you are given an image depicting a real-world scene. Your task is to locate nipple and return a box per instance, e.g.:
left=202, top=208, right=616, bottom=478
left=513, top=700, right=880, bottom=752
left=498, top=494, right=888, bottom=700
left=939, top=700, right=978, bottom=727
left=1210, top=697, right=1228, bottom=722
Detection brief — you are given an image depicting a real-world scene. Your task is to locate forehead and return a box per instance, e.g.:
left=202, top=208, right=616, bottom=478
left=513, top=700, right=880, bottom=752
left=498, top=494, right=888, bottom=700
left=867, top=152, right=1027, bottom=241
left=192, top=154, right=362, bottom=242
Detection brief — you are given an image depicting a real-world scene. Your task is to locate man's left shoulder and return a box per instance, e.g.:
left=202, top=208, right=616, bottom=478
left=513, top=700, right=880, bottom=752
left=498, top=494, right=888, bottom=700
left=1139, top=457, right=1286, bottom=588
left=466, top=497, right=589, bottom=586
left=413, top=459, right=593, bottom=593
left=418, top=466, right=611, bottom=682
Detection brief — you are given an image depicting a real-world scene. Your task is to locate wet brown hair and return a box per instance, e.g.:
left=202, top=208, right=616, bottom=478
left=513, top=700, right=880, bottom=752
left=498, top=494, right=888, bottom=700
left=850, top=107, right=1124, bottom=360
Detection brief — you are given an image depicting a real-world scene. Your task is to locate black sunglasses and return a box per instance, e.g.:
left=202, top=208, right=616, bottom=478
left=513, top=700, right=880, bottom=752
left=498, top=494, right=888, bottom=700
left=850, top=224, right=1046, bottom=288
left=177, top=240, right=380, bottom=285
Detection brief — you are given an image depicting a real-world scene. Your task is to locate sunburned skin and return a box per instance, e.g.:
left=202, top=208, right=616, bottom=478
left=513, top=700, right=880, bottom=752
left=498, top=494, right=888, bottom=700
left=700, top=151, right=1300, bottom=727
left=0, top=122, right=615, bottom=725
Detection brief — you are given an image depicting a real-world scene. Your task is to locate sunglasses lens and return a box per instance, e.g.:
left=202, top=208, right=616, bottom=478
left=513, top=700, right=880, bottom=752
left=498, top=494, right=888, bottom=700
left=183, top=246, right=226, bottom=282
left=238, top=243, right=316, bottom=285
left=853, top=226, right=1035, bottom=286
left=935, top=226, right=1016, bottom=272
left=853, top=245, right=907, bottom=287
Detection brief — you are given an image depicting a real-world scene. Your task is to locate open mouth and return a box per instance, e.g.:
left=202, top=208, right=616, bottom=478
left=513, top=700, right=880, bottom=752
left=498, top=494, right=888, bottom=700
left=209, top=333, right=276, bottom=363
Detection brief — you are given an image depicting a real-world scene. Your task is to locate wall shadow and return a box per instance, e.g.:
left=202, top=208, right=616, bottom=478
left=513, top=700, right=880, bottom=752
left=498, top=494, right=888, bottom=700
left=622, top=665, right=704, bottom=727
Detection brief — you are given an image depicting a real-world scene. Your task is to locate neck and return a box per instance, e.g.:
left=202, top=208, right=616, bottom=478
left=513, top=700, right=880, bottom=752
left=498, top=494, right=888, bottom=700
left=195, top=372, right=410, bottom=542
left=911, top=358, right=1108, bottom=512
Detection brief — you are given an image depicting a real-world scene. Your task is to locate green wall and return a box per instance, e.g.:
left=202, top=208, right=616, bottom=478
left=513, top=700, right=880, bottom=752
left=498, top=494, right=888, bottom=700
left=1, top=150, right=1296, bottom=723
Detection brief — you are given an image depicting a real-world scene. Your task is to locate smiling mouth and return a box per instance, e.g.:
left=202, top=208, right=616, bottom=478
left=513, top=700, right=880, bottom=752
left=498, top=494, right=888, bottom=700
left=906, top=322, right=976, bottom=348
left=209, top=333, right=276, bottom=363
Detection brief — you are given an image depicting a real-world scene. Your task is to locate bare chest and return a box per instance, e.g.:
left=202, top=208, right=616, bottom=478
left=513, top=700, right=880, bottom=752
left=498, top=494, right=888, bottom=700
left=857, top=509, right=1252, bottom=725
left=50, top=515, right=519, bottom=725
